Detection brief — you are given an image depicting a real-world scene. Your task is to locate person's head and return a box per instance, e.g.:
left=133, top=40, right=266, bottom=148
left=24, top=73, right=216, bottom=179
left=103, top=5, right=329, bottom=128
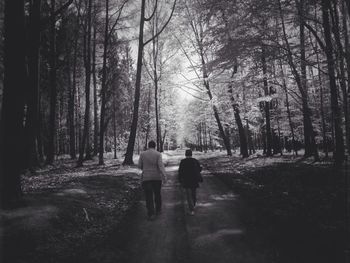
left=148, top=140, right=156, bottom=149
left=185, top=149, right=192, bottom=157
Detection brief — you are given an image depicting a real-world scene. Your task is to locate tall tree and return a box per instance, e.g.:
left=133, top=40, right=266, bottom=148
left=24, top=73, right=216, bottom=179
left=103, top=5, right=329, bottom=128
left=0, top=0, right=26, bottom=208
left=24, top=0, right=42, bottom=170
left=92, top=19, right=98, bottom=156
left=321, top=0, right=345, bottom=165
left=123, top=0, right=176, bottom=164
left=278, top=0, right=318, bottom=160
left=261, top=44, right=273, bottom=156
left=99, top=0, right=129, bottom=165
left=77, top=0, right=93, bottom=166
left=46, top=0, right=58, bottom=165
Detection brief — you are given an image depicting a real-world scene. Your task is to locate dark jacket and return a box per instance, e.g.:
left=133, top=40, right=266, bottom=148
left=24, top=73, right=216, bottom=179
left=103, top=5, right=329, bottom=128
left=178, top=157, right=203, bottom=188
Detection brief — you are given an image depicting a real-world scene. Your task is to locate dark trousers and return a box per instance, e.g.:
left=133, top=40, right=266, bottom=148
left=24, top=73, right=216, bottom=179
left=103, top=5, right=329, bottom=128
left=142, top=180, right=162, bottom=216
left=185, top=188, right=197, bottom=211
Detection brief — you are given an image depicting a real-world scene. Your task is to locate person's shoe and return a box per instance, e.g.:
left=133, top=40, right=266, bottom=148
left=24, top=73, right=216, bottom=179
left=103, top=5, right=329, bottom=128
left=189, top=210, right=195, bottom=216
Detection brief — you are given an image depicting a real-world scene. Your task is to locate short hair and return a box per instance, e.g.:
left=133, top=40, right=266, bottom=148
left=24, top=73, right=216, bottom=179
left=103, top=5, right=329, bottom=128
left=148, top=140, right=156, bottom=148
left=185, top=149, right=192, bottom=157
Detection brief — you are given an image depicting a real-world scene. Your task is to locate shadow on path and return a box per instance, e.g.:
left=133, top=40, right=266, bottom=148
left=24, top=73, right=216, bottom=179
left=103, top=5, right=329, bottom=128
left=81, top=155, right=271, bottom=263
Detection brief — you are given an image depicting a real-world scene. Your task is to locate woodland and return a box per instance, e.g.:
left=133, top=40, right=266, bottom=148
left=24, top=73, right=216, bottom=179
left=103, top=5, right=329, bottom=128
left=0, top=0, right=349, bottom=210
left=0, top=0, right=349, bottom=262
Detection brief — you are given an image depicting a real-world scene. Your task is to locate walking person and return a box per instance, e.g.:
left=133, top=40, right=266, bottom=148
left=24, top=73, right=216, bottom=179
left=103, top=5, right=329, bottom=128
left=178, top=149, right=203, bottom=215
left=138, top=140, right=167, bottom=220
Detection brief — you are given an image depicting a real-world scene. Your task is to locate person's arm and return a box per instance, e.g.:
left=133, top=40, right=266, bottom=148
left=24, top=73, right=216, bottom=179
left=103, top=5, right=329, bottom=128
left=178, top=160, right=184, bottom=184
left=196, top=159, right=203, bottom=182
left=138, top=153, right=143, bottom=170
left=158, top=154, right=167, bottom=181
left=197, top=159, right=202, bottom=172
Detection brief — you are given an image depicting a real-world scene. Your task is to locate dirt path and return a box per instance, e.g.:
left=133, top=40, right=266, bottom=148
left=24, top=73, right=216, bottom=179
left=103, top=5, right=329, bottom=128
left=81, top=154, right=269, bottom=263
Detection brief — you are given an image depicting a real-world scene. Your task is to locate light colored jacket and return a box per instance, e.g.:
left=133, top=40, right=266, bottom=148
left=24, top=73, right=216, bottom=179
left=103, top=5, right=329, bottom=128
left=138, top=148, right=166, bottom=181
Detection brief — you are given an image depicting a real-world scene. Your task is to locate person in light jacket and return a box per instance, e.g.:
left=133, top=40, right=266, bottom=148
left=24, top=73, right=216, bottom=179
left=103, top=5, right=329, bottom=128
left=138, top=140, right=167, bottom=220
left=178, top=149, right=203, bottom=215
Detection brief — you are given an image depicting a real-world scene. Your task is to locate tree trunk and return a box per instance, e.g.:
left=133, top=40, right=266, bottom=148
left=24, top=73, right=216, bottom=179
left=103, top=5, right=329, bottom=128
left=151, top=15, right=161, bottom=152
left=99, top=0, right=110, bottom=165
left=233, top=105, right=249, bottom=157
left=92, top=23, right=98, bottom=156
left=46, top=0, right=57, bottom=165
left=331, top=0, right=349, bottom=155
left=38, top=94, right=45, bottom=163
left=279, top=59, right=298, bottom=156
left=66, top=48, right=76, bottom=159
left=144, top=84, right=151, bottom=150
left=123, top=0, right=146, bottom=165
left=200, top=50, right=231, bottom=155
left=212, top=103, right=232, bottom=156
left=278, top=0, right=318, bottom=160
left=0, top=0, right=26, bottom=208
left=346, top=0, right=350, bottom=17
left=261, top=45, right=272, bottom=156
left=310, top=7, right=328, bottom=158
left=68, top=44, right=76, bottom=159
left=298, top=0, right=313, bottom=157
left=154, top=81, right=160, bottom=150
left=113, top=102, right=117, bottom=159
left=77, top=0, right=92, bottom=166
left=342, top=0, right=350, bottom=155
left=321, top=0, right=345, bottom=165
left=25, top=0, right=41, bottom=170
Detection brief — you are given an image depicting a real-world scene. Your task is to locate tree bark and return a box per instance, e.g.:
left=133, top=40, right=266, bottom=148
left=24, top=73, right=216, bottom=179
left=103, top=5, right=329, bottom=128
left=0, top=0, right=26, bottom=208
left=342, top=0, right=350, bottom=155
left=321, top=0, right=345, bottom=165
left=298, top=0, right=313, bottom=157
left=46, top=0, right=57, bottom=165
left=330, top=0, right=349, bottom=155
left=199, top=43, right=231, bottom=155
left=144, top=84, right=151, bottom=150
left=77, top=0, right=92, bottom=166
left=123, top=0, right=146, bottom=165
left=66, top=45, right=76, bottom=159
left=25, top=0, right=42, bottom=170
left=278, top=0, right=318, bottom=160
left=228, top=82, right=248, bottom=157
left=99, top=0, right=110, bottom=165
left=261, top=45, right=272, bottom=156
left=279, top=59, right=298, bottom=156
left=92, top=23, right=98, bottom=156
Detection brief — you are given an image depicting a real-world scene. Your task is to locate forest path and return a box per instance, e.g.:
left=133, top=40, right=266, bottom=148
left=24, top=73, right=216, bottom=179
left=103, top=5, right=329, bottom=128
left=80, top=152, right=269, bottom=263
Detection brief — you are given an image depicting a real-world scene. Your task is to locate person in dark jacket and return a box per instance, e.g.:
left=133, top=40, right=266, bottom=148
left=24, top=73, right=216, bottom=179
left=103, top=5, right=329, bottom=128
left=178, top=149, right=203, bottom=215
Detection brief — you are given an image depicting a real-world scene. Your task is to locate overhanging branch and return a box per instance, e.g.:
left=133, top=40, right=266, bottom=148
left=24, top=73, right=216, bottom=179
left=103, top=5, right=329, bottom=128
left=143, top=0, right=177, bottom=46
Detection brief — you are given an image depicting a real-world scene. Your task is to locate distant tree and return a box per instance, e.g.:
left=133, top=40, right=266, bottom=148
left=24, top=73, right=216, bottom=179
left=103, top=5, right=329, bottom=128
left=98, top=0, right=129, bottom=165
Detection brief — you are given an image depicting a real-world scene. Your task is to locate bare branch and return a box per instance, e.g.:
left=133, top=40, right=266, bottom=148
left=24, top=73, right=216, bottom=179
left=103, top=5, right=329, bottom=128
left=174, top=35, right=202, bottom=81
left=303, top=22, right=326, bottom=53
left=41, top=0, right=74, bottom=30
left=172, top=85, right=209, bottom=101
left=107, top=0, right=129, bottom=41
left=143, top=0, right=177, bottom=46
left=54, top=0, right=74, bottom=17
left=145, top=0, right=158, bottom=22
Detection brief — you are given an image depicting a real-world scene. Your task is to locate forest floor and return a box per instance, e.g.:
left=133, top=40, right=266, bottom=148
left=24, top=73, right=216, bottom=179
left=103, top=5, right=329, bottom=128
left=203, top=152, right=349, bottom=263
left=0, top=150, right=348, bottom=263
